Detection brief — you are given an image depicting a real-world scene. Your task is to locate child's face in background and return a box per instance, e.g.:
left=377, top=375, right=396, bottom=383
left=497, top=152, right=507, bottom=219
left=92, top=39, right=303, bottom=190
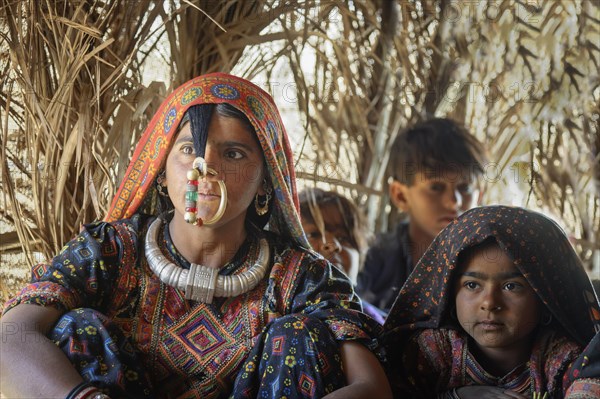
left=302, top=203, right=360, bottom=284
left=454, top=243, right=542, bottom=362
left=391, top=170, right=479, bottom=242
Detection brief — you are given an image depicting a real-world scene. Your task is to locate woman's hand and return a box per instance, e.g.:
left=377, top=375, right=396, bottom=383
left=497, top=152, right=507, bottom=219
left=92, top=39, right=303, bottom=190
left=455, top=386, right=528, bottom=398
left=323, top=341, right=392, bottom=399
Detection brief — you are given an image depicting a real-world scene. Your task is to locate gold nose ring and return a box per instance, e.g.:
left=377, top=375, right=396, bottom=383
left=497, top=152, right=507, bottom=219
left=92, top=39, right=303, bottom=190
left=184, top=157, right=227, bottom=226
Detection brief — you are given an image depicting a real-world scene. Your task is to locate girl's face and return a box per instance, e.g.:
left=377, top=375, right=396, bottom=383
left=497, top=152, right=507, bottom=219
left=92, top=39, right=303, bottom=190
left=302, top=203, right=360, bottom=284
left=164, top=113, right=265, bottom=229
left=454, top=242, right=542, bottom=359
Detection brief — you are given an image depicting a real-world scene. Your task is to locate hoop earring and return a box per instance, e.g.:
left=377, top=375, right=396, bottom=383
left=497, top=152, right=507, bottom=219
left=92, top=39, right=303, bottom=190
left=255, top=183, right=272, bottom=216
left=156, top=171, right=169, bottom=197
left=541, top=312, right=553, bottom=326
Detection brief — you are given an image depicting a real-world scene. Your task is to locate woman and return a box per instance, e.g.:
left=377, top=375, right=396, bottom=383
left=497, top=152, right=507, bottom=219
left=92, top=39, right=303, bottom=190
left=0, top=74, right=391, bottom=398
left=382, top=205, right=600, bottom=398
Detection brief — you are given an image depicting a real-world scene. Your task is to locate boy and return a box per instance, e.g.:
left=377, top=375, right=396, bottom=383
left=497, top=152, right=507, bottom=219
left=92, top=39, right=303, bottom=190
left=356, top=118, right=487, bottom=313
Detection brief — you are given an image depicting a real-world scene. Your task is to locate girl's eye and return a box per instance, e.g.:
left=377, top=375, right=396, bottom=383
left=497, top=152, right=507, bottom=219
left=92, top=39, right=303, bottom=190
left=225, top=150, right=244, bottom=160
left=504, top=282, right=522, bottom=291
left=306, top=231, right=322, bottom=240
left=464, top=281, right=479, bottom=290
left=338, top=235, right=354, bottom=247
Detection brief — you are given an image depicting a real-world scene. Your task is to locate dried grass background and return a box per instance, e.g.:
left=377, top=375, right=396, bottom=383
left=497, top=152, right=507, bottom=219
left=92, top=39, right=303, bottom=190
left=1, top=0, right=599, bottom=301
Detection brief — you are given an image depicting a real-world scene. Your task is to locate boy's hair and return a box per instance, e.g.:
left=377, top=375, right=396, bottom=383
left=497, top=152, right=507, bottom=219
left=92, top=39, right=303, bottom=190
left=298, top=188, right=369, bottom=254
left=389, top=118, right=487, bottom=185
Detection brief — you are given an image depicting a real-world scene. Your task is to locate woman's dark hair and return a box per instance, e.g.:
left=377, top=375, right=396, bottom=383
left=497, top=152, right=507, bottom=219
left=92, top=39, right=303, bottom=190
left=156, top=103, right=272, bottom=228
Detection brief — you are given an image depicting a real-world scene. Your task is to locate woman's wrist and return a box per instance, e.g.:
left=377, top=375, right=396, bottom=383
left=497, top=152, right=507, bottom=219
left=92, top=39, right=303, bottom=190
left=65, top=381, right=111, bottom=399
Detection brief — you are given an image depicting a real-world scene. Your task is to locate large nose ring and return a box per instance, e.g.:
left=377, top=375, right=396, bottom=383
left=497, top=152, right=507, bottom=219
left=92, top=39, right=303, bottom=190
left=184, top=157, right=227, bottom=226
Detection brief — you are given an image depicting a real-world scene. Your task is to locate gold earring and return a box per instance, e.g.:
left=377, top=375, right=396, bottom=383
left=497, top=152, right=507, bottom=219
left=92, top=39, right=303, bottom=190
left=255, top=185, right=272, bottom=216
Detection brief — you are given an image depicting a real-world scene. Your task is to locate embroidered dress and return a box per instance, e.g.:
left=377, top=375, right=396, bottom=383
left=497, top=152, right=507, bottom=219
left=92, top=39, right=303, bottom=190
left=400, top=328, right=581, bottom=398
left=565, top=329, right=600, bottom=398
left=382, top=205, right=600, bottom=399
left=3, top=74, right=380, bottom=398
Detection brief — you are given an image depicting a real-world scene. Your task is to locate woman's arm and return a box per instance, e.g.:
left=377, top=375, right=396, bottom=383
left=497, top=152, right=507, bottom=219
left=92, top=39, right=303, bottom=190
left=0, top=304, right=83, bottom=398
left=323, top=341, right=392, bottom=399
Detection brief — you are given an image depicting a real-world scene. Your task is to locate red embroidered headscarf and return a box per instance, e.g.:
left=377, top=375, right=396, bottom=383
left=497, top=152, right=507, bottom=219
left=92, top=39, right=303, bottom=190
left=105, top=73, right=308, bottom=247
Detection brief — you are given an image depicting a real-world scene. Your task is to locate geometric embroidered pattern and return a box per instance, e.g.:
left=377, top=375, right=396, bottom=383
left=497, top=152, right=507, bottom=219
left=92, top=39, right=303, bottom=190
left=299, top=372, right=316, bottom=397
left=163, top=305, right=242, bottom=377
left=272, top=336, right=285, bottom=355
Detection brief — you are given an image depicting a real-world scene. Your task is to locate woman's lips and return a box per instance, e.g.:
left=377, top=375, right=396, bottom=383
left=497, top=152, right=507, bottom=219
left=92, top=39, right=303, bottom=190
left=198, top=192, right=220, bottom=200
left=477, top=320, right=504, bottom=331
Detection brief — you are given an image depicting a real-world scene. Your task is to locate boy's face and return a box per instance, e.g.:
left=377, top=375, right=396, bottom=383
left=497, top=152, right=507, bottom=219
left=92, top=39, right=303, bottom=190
left=453, top=243, right=542, bottom=363
left=390, top=170, right=480, bottom=242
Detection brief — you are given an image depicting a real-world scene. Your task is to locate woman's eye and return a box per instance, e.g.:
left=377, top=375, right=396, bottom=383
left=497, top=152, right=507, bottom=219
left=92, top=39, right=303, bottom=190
left=181, top=145, right=194, bottom=155
left=464, top=281, right=479, bottom=290
left=225, top=150, right=244, bottom=160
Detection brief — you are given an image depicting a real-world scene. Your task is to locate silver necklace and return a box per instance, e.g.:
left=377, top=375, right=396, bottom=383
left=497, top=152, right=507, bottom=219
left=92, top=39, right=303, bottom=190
left=144, top=216, right=270, bottom=304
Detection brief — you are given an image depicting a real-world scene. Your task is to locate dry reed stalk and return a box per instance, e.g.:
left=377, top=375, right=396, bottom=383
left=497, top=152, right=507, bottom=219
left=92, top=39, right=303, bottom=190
left=236, top=0, right=600, bottom=267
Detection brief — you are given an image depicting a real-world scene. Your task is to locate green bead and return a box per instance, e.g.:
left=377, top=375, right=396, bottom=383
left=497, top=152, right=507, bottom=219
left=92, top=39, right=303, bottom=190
left=185, top=191, right=198, bottom=202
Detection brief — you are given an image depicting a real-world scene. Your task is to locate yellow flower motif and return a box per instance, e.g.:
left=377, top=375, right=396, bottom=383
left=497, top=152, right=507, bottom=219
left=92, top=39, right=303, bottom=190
left=85, top=326, right=97, bottom=335
left=285, top=355, right=297, bottom=367
left=245, top=362, right=256, bottom=372
left=289, top=347, right=296, bottom=354
left=52, top=271, right=63, bottom=280
left=284, top=378, right=291, bottom=387
left=293, top=321, right=304, bottom=330
left=266, top=365, right=274, bottom=374
left=219, top=87, right=233, bottom=96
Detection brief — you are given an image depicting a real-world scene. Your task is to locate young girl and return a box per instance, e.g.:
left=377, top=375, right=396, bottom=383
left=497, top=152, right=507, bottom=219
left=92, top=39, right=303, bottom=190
left=298, top=188, right=385, bottom=323
left=0, top=74, right=391, bottom=399
left=382, top=205, right=600, bottom=398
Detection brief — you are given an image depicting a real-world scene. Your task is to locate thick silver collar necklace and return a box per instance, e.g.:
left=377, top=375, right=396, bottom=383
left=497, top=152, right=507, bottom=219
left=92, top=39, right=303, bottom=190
left=144, top=216, right=270, bottom=304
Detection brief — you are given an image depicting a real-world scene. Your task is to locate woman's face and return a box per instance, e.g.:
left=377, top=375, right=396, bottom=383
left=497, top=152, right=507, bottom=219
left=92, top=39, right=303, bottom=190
left=302, top=203, right=360, bottom=284
left=454, top=242, right=542, bottom=360
left=164, top=113, right=265, bottom=229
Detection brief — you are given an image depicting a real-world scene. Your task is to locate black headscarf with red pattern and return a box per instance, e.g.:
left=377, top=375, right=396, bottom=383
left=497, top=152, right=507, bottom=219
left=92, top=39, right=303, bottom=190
left=383, top=206, right=600, bottom=351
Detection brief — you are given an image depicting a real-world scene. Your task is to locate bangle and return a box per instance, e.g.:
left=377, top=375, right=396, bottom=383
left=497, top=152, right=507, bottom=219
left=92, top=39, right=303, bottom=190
left=65, top=381, right=111, bottom=399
